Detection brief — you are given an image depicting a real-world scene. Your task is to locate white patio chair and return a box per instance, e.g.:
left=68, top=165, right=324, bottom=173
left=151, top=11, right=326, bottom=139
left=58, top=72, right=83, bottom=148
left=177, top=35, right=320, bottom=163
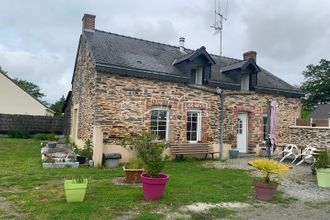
left=294, top=143, right=319, bottom=165
left=278, top=144, right=299, bottom=162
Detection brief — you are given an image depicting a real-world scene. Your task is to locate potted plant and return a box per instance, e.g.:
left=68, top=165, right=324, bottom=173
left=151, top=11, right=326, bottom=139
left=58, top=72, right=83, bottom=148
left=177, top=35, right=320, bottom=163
left=248, top=158, right=289, bottom=201
left=123, top=157, right=144, bottom=184
left=228, top=134, right=239, bottom=159
left=64, top=178, right=88, bottom=202
left=75, top=140, right=93, bottom=164
left=123, top=131, right=169, bottom=200
left=315, top=149, right=330, bottom=187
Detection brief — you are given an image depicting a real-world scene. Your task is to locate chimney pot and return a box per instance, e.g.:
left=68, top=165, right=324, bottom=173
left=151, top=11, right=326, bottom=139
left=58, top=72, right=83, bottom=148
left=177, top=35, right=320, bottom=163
left=179, top=37, right=185, bottom=52
left=243, top=51, right=257, bottom=63
left=82, top=14, right=96, bottom=32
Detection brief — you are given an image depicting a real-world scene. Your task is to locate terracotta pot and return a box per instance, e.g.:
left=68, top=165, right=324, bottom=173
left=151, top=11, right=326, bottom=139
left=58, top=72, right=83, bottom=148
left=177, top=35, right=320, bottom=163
left=141, top=173, right=169, bottom=201
left=253, top=180, right=278, bottom=201
left=123, top=167, right=144, bottom=184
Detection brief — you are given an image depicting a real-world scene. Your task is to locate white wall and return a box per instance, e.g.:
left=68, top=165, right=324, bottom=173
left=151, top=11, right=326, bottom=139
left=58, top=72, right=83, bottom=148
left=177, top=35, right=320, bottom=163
left=0, top=73, right=53, bottom=116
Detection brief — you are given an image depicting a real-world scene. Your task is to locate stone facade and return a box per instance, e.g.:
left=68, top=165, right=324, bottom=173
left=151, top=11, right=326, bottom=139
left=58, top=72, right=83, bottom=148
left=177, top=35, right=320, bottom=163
left=71, top=38, right=97, bottom=142
left=289, top=126, right=330, bottom=147
left=92, top=72, right=301, bottom=148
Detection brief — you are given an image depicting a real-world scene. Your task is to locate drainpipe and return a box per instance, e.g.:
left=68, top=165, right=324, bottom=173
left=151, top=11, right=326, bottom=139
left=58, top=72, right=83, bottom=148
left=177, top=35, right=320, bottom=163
left=216, top=87, right=224, bottom=160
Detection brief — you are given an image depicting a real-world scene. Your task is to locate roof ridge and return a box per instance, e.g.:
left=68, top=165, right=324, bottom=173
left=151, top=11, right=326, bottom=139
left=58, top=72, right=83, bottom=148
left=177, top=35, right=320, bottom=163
left=93, top=29, right=241, bottom=62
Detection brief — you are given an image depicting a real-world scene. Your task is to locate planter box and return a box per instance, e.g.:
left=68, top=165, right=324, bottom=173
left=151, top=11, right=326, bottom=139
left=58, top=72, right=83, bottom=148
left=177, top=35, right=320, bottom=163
left=316, top=168, right=330, bottom=188
left=64, top=179, right=88, bottom=202
left=42, top=162, right=79, bottom=169
left=123, top=167, right=144, bottom=184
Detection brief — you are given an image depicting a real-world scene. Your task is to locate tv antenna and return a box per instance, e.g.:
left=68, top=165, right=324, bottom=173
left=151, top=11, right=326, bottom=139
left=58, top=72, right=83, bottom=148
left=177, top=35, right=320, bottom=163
left=210, top=0, right=228, bottom=56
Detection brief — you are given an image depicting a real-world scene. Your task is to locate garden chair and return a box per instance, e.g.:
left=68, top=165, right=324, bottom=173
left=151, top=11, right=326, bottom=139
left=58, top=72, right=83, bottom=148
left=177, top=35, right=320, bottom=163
left=277, top=144, right=299, bottom=162
left=294, top=143, right=319, bottom=165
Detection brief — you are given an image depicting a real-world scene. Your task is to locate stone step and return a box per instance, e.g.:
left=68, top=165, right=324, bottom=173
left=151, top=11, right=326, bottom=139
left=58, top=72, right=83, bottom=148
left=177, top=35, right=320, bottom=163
left=239, top=153, right=256, bottom=158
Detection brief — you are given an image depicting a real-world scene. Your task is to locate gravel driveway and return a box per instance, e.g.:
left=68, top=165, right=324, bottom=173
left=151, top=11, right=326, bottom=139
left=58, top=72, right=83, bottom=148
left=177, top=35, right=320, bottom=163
left=204, top=158, right=330, bottom=219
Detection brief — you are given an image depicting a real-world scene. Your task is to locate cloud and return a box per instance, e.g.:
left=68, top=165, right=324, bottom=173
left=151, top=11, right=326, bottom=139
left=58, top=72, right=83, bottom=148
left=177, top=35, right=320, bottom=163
left=0, top=0, right=329, bottom=103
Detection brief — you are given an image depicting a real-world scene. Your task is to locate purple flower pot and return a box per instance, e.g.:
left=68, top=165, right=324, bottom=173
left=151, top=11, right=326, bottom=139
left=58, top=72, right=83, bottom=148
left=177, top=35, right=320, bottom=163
left=253, top=181, right=278, bottom=201
left=141, top=173, right=169, bottom=201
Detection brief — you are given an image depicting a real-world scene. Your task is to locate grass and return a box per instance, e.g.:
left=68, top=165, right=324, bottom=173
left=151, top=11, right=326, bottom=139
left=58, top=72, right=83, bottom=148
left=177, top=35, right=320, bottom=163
left=190, top=207, right=237, bottom=220
left=0, top=138, right=254, bottom=219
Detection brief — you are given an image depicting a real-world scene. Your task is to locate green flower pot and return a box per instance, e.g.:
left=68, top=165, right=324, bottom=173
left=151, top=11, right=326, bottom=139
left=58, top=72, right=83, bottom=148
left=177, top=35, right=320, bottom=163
left=64, top=179, right=88, bottom=202
left=316, top=168, right=330, bottom=188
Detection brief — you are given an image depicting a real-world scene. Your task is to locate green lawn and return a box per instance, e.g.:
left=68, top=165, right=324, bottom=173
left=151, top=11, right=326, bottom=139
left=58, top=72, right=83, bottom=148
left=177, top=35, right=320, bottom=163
left=0, top=138, right=253, bottom=219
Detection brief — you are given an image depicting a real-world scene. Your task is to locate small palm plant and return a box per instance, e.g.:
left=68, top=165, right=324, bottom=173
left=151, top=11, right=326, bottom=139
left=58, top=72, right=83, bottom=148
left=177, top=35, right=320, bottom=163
left=248, top=159, right=290, bottom=183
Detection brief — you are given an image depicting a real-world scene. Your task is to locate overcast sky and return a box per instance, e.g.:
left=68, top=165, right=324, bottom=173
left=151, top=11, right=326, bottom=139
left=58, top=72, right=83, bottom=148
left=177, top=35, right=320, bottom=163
left=1, top=0, right=329, bottom=104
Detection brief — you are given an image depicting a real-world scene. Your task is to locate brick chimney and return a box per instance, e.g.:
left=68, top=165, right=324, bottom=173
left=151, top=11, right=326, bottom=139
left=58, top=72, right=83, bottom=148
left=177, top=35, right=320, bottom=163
left=243, top=51, right=257, bottom=63
left=82, top=14, right=96, bottom=32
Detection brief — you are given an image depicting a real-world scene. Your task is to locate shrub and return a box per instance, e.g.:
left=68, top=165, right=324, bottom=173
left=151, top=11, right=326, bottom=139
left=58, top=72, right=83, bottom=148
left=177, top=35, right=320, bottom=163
left=33, top=133, right=58, bottom=141
left=126, top=157, right=144, bottom=169
left=122, top=131, right=169, bottom=177
left=8, top=128, right=31, bottom=139
left=79, top=139, right=93, bottom=160
left=315, top=150, right=329, bottom=169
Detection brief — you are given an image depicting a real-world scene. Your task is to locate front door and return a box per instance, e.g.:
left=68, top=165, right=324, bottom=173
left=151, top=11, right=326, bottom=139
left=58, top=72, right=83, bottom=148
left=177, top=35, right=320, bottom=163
left=237, top=113, right=248, bottom=153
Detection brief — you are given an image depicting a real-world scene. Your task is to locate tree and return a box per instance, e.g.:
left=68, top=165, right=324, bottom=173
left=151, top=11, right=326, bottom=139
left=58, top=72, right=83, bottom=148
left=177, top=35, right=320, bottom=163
left=0, top=66, right=8, bottom=75
left=50, top=95, right=66, bottom=115
left=300, top=59, right=330, bottom=111
left=13, top=78, right=45, bottom=100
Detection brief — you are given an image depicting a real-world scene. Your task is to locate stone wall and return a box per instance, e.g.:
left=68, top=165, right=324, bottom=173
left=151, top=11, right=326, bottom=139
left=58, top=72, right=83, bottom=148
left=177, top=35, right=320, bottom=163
left=0, top=113, right=63, bottom=134
left=71, top=37, right=97, bottom=142
left=289, top=126, right=330, bottom=147
left=225, top=93, right=301, bottom=146
left=94, top=73, right=220, bottom=145
left=93, top=73, right=301, bottom=148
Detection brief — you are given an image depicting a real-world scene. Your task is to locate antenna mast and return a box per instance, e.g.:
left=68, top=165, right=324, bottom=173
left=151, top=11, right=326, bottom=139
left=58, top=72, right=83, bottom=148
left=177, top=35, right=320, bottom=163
left=210, top=0, right=228, bottom=56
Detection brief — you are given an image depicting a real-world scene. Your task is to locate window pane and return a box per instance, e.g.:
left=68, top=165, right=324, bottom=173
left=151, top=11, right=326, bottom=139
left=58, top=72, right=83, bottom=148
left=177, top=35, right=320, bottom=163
left=158, top=131, right=166, bottom=140
left=158, top=110, right=167, bottom=120
left=191, top=122, right=197, bottom=131
left=187, top=132, right=191, bottom=141
left=191, top=132, right=197, bottom=141
left=151, top=111, right=158, bottom=120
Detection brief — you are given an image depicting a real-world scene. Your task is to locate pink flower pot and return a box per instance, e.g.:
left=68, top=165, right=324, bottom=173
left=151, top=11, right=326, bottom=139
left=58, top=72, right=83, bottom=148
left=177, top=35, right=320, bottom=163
left=253, top=181, right=278, bottom=201
left=141, top=173, right=169, bottom=201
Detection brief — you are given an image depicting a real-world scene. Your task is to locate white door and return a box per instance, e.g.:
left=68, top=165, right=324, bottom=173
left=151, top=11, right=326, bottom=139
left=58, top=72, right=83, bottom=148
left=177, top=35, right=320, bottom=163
left=237, top=113, right=248, bottom=153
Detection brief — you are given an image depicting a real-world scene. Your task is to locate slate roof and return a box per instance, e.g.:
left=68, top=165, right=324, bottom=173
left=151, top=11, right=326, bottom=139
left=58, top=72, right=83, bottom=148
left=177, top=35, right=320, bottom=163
left=82, top=29, right=303, bottom=97
left=310, top=104, right=330, bottom=119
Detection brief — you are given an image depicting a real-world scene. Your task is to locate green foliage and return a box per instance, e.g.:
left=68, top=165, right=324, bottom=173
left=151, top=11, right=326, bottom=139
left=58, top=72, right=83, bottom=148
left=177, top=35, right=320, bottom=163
left=8, top=128, right=31, bottom=139
left=126, top=157, right=144, bottom=169
left=315, top=150, right=329, bottom=169
left=13, top=77, right=45, bottom=100
left=71, top=178, right=87, bottom=184
left=0, top=137, right=254, bottom=219
left=50, top=95, right=66, bottom=115
left=79, top=139, right=93, bottom=159
left=32, top=133, right=58, bottom=141
left=300, top=59, right=330, bottom=110
left=301, top=108, right=311, bottom=119
left=122, top=131, right=169, bottom=177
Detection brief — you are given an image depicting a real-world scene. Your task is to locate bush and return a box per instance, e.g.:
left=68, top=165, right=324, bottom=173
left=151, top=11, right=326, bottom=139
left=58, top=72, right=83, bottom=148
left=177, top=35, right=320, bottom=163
left=315, top=150, right=329, bottom=169
left=8, top=128, right=31, bottom=139
left=122, top=131, right=169, bottom=177
left=33, top=133, right=58, bottom=141
left=126, top=157, right=144, bottom=169
left=78, top=139, right=93, bottom=160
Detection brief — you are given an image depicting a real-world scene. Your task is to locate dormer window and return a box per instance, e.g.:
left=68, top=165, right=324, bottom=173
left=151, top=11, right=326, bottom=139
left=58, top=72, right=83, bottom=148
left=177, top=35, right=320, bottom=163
left=191, top=66, right=203, bottom=85
left=241, top=74, right=249, bottom=91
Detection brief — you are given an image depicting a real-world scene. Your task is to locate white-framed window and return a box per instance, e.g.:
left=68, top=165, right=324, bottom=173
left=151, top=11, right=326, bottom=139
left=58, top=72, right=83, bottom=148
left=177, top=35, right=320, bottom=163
left=241, top=74, right=249, bottom=91
left=150, top=108, right=169, bottom=140
left=191, top=67, right=203, bottom=85
left=187, top=110, right=202, bottom=143
left=237, top=118, right=243, bottom=134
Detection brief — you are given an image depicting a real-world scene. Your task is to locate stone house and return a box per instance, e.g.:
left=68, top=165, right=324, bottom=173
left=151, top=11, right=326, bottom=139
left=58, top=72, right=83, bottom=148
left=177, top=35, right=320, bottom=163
left=66, top=14, right=304, bottom=165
